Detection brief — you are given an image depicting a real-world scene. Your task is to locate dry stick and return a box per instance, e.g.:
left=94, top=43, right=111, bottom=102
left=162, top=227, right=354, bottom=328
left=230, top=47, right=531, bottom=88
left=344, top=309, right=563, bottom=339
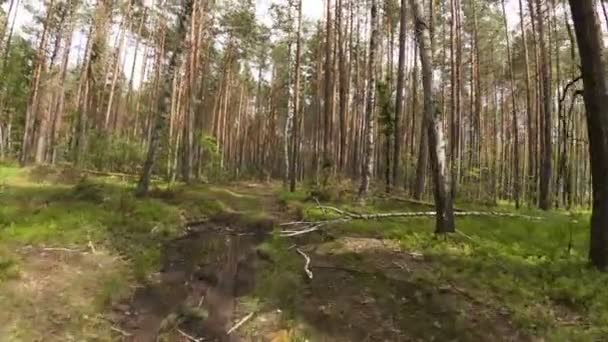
left=177, top=328, right=202, bottom=342
left=110, top=326, right=132, bottom=337
left=226, top=312, right=255, bottom=335
left=296, top=248, right=313, bottom=279
left=280, top=205, right=541, bottom=237
left=315, top=205, right=542, bottom=220
left=41, top=247, right=81, bottom=253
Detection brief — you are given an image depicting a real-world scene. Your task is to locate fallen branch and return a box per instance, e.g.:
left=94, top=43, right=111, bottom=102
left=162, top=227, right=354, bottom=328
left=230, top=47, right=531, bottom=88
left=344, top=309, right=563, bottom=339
left=296, top=248, right=313, bottom=279
left=377, top=195, right=465, bottom=212
left=80, top=168, right=140, bottom=179
left=316, top=205, right=541, bottom=220
left=280, top=205, right=541, bottom=237
left=110, top=326, right=132, bottom=337
left=177, top=328, right=202, bottom=341
left=226, top=312, right=255, bottom=335
left=41, top=247, right=82, bottom=253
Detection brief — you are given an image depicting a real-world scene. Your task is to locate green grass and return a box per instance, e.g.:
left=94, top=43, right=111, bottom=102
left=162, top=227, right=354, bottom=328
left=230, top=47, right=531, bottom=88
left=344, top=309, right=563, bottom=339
left=0, top=165, right=272, bottom=340
left=277, top=186, right=608, bottom=340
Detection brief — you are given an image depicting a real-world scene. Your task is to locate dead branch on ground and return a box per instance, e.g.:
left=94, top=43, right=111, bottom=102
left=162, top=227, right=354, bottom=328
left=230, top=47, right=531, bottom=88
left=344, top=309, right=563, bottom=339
left=296, top=248, right=313, bottom=279
left=279, top=203, right=541, bottom=237
left=226, top=312, right=255, bottom=335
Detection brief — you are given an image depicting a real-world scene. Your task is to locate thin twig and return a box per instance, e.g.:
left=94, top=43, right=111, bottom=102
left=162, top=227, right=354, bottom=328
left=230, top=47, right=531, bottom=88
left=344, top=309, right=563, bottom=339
left=177, top=328, right=202, bottom=341
left=41, top=247, right=81, bottom=253
left=226, top=312, right=255, bottom=335
left=296, top=248, right=313, bottom=279
left=281, top=224, right=322, bottom=237
left=110, top=326, right=132, bottom=337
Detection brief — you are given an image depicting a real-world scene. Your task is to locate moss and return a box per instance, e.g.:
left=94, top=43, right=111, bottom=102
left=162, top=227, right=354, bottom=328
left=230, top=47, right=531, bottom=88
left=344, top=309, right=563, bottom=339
left=255, top=235, right=304, bottom=316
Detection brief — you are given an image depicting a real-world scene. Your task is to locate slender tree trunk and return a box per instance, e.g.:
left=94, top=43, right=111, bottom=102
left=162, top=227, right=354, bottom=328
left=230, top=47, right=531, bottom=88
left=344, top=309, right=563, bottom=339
left=49, top=3, right=76, bottom=163
left=536, top=0, right=553, bottom=210
left=323, top=0, right=334, bottom=174
left=136, top=0, right=193, bottom=197
left=284, top=4, right=295, bottom=188
left=392, top=0, right=407, bottom=191
left=410, top=0, right=455, bottom=233
left=337, top=0, right=347, bottom=173
left=104, top=2, right=132, bottom=131
left=290, top=0, right=303, bottom=192
left=502, top=0, right=520, bottom=209
left=20, top=0, right=54, bottom=165
left=357, top=0, right=378, bottom=201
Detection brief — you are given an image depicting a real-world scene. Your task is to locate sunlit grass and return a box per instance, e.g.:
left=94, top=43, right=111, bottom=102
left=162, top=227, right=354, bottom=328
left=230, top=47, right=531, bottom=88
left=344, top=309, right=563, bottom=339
left=277, top=184, right=608, bottom=340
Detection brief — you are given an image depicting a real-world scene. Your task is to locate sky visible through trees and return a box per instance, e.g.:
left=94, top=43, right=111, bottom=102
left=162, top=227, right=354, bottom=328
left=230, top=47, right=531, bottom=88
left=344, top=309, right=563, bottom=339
left=0, top=0, right=532, bottom=88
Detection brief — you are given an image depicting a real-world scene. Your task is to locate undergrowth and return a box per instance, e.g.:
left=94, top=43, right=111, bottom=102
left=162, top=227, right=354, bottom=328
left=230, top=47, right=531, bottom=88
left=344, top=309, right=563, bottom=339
left=0, top=165, right=259, bottom=340
left=277, top=186, right=608, bottom=340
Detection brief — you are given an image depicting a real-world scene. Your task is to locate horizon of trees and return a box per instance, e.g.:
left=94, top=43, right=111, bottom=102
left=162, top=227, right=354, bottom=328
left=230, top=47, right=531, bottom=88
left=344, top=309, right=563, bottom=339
left=1, top=0, right=607, bottom=268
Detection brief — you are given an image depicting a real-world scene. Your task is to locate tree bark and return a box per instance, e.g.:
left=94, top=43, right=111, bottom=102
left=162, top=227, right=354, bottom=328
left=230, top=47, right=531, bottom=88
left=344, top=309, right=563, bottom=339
left=357, top=0, right=378, bottom=201
left=536, top=0, right=553, bottom=210
left=290, top=0, right=303, bottom=192
left=392, top=0, right=407, bottom=191
left=502, top=0, right=520, bottom=209
left=568, top=0, right=608, bottom=270
left=323, top=0, right=334, bottom=172
left=20, top=0, right=54, bottom=165
left=410, top=0, right=455, bottom=234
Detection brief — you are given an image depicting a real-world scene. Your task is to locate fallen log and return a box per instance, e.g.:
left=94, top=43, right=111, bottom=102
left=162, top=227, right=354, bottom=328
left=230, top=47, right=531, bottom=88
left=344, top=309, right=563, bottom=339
left=315, top=205, right=542, bottom=221
left=281, top=205, right=542, bottom=237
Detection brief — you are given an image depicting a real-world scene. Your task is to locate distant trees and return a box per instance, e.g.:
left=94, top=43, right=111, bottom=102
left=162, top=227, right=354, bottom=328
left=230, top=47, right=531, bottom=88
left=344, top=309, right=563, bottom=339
left=1, top=0, right=607, bottom=249
left=136, top=0, right=194, bottom=196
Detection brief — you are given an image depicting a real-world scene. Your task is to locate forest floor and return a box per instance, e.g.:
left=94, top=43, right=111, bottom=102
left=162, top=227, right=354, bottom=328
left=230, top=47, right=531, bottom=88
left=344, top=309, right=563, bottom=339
left=1, top=164, right=607, bottom=341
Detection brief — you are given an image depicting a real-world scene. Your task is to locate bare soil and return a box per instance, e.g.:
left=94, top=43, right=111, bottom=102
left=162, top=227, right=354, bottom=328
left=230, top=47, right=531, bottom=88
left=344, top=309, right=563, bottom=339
left=110, top=186, right=530, bottom=342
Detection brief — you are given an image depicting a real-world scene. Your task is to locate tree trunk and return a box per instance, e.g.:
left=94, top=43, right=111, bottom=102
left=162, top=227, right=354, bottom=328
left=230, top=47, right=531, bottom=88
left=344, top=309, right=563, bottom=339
left=536, top=0, right=553, bottom=210
left=337, top=0, right=348, bottom=173
left=323, top=0, right=334, bottom=173
left=568, top=0, right=608, bottom=270
left=136, top=0, right=193, bottom=197
left=20, top=0, right=54, bottom=165
left=392, top=0, right=407, bottom=191
left=502, top=0, right=520, bottom=209
left=357, top=0, right=378, bottom=201
left=290, top=0, right=303, bottom=192
left=410, top=0, right=455, bottom=234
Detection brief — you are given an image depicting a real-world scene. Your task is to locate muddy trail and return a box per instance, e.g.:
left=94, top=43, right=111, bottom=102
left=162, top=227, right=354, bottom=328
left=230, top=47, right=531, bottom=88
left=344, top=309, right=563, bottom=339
left=110, top=186, right=529, bottom=342
left=112, top=213, right=273, bottom=341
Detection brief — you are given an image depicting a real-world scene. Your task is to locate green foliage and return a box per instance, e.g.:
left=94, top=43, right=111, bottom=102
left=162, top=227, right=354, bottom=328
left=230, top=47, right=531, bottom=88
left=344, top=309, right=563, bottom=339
left=0, top=37, right=35, bottom=157
left=0, top=251, right=19, bottom=282
left=377, top=79, right=395, bottom=136
left=279, top=186, right=608, bottom=340
left=85, top=133, right=145, bottom=173
left=255, top=235, right=303, bottom=314
left=199, top=133, right=222, bottom=181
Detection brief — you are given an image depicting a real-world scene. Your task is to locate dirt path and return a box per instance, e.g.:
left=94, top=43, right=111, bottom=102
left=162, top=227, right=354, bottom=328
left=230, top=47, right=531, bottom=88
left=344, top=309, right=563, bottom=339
left=110, top=185, right=530, bottom=341
left=112, top=213, right=271, bottom=342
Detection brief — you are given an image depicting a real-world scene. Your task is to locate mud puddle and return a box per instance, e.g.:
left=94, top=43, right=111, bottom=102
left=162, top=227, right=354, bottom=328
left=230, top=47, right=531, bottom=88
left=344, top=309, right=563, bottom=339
left=113, top=214, right=272, bottom=341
